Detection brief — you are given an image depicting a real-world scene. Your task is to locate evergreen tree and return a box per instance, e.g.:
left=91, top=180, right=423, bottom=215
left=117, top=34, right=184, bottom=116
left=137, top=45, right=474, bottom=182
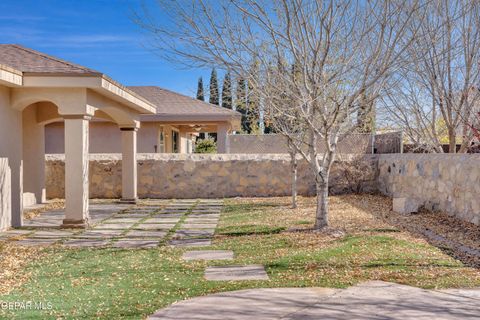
left=235, top=76, right=250, bottom=132
left=246, top=61, right=260, bottom=132
left=196, top=77, right=204, bottom=101
left=221, top=72, right=233, bottom=109
left=209, top=68, right=219, bottom=105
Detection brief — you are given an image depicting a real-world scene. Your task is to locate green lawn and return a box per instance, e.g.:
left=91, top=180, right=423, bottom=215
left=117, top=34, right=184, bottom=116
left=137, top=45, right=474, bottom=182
left=1, top=195, right=479, bottom=319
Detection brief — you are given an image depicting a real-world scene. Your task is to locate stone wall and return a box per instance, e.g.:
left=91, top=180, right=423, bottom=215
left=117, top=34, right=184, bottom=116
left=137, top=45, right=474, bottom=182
left=228, top=134, right=374, bottom=154
left=0, top=158, right=11, bottom=231
left=377, top=154, right=480, bottom=225
left=46, top=154, right=378, bottom=199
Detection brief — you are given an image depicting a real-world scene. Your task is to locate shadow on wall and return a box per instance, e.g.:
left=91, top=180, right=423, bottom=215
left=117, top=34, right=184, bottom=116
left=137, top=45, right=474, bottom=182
left=0, top=158, right=12, bottom=231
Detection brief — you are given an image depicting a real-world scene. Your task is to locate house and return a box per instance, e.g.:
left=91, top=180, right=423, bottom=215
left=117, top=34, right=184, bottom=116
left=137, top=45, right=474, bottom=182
left=0, top=44, right=157, bottom=230
left=45, top=86, right=241, bottom=154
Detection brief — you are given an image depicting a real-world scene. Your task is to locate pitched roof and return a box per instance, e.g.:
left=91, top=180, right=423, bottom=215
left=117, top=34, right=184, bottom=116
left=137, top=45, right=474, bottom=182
left=0, top=44, right=100, bottom=75
left=128, top=86, right=241, bottom=118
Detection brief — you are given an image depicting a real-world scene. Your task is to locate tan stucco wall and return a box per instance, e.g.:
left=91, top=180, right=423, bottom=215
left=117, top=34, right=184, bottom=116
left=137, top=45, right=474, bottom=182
left=0, top=85, right=22, bottom=228
left=45, top=122, right=161, bottom=154
left=45, top=154, right=378, bottom=199
left=377, top=154, right=480, bottom=225
left=23, top=104, right=46, bottom=207
left=0, top=158, right=11, bottom=231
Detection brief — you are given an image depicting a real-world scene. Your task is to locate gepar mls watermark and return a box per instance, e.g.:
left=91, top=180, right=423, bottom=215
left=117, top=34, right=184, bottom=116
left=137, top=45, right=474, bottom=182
left=1, top=300, right=53, bottom=311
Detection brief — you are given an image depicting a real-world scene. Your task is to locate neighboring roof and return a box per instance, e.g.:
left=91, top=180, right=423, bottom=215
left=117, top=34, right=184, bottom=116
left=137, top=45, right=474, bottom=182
left=0, top=44, right=101, bottom=75
left=128, top=86, right=241, bottom=121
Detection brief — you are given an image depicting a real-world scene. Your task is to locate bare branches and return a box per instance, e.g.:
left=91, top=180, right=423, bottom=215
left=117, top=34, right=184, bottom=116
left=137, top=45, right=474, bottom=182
left=136, top=0, right=424, bottom=229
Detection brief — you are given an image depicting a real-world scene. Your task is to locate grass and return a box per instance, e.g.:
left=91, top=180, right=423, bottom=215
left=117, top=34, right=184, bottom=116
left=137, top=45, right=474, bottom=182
left=1, top=194, right=480, bottom=319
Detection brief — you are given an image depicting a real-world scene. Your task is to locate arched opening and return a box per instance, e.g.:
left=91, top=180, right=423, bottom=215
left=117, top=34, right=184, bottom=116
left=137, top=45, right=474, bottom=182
left=22, top=101, right=60, bottom=207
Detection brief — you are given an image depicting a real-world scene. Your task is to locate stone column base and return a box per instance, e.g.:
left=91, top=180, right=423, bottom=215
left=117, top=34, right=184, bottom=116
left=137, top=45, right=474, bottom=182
left=61, top=219, right=89, bottom=229
left=119, top=198, right=138, bottom=204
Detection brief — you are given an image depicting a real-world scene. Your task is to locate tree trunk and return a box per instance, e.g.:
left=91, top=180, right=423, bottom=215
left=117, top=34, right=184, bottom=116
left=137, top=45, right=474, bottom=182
left=314, top=181, right=329, bottom=229
left=448, top=128, right=456, bottom=153
left=290, top=154, right=298, bottom=209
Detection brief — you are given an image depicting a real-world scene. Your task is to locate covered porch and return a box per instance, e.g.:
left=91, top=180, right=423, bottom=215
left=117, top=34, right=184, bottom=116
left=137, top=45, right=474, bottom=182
left=0, top=58, right=156, bottom=230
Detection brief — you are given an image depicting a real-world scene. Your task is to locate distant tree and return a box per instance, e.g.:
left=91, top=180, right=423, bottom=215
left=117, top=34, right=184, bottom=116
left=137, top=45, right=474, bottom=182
left=209, top=68, right=219, bottom=105
left=194, top=138, right=217, bottom=153
left=247, top=61, right=261, bottom=132
left=235, top=76, right=249, bottom=132
left=357, top=91, right=377, bottom=133
left=221, top=72, right=233, bottom=109
left=196, top=77, right=204, bottom=101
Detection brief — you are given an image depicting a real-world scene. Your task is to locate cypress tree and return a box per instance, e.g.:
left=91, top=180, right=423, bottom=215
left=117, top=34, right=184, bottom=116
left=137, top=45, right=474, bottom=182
left=221, top=72, right=233, bottom=109
left=246, top=61, right=260, bottom=132
left=236, top=76, right=250, bottom=133
left=196, top=77, right=204, bottom=101
left=209, top=68, right=219, bottom=105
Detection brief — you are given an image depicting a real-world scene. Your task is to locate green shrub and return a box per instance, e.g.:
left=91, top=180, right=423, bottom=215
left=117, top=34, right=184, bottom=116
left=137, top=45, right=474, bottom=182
left=194, top=138, right=217, bottom=153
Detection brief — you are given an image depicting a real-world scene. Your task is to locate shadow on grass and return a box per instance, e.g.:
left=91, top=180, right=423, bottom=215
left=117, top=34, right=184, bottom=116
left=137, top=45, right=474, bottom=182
left=218, top=225, right=286, bottom=237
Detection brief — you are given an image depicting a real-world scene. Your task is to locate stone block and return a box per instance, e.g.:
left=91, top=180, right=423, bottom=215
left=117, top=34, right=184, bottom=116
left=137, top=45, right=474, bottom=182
left=204, top=265, right=269, bottom=281
left=393, top=197, right=421, bottom=214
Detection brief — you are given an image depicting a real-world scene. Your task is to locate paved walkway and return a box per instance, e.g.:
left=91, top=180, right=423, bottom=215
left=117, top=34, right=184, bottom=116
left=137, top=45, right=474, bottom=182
left=148, top=281, right=480, bottom=319
left=0, top=199, right=223, bottom=249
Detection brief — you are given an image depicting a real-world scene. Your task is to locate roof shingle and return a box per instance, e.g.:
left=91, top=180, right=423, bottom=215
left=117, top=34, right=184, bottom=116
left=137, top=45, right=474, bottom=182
left=0, top=44, right=100, bottom=75
left=128, top=86, right=240, bottom=117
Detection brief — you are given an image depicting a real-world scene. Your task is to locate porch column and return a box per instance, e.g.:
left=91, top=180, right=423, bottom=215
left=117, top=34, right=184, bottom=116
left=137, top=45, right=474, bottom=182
left=216, top=123, right=230, bottom=154
left=62, top=115, right=90, bottom=228
left=120, top=127, right=137, bottom=203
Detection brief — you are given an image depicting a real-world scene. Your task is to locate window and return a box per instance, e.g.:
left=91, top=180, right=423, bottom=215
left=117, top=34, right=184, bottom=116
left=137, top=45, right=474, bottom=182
left=172, top=130, right=179, bottom=153
left=158, top=126, right=165, bottom=153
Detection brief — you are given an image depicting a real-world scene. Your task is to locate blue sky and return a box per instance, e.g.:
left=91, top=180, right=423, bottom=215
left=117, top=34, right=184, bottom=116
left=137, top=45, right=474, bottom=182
left=0, top=0, right=209, bottom=96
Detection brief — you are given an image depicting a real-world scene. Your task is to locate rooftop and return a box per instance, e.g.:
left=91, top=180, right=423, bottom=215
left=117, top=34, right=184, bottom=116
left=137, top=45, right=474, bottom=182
left=0, top=44, right=100, bottom=75
left=128, top=86, right=241, bottom=119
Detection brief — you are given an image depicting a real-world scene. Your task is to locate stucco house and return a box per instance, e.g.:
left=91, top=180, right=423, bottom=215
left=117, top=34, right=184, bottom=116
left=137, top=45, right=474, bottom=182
left=0, top=44, right=158, bottom=231
left=45, top=86, right=241, bottom=154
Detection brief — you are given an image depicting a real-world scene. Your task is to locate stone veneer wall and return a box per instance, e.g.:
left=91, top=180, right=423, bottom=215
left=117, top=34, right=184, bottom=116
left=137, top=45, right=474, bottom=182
left=46, top=154, right=378, bottom=199
left=0, top=158, right=11, bottom=231
left=377, top=154, right=480, bottom=225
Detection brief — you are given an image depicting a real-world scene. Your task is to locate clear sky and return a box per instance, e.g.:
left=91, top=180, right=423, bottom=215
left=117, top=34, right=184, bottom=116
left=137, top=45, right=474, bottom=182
left=0, top=0, right=208, bottom=97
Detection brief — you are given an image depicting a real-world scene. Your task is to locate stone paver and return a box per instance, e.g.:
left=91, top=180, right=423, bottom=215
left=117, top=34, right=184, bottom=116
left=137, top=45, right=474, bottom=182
left=189, top=214, right=220, bottom=218
left=5, top=199, right=223, bottom=249
left=74, top=229, right=124, bottom=238
left=204, top=265, right=269, bottom=281
left=169, top=238, right=212, bottom=248
left=148, top=281, right=480, bottom=319
left=118, top=213, right=151, bottom=217
left=181, top=224, right=217, bottom=229
left=63, top=239, right=110, bottom=248
left=94, top=223, right=135, bottom=230
left=134, top=223, right=176, bottom=230
left=173, top=229, right=215, bottom=238
left=31, top=230, right=74, bottom=238
left=124, top=230, right=168, bottom=238
left=16, top=238, right=59, bottom=246
left=103, top=217, right=143, bottom=224
left=144, top=217, right=181, bottom=224
left=183, top=250, right=234, bottom=261
left=152, top=213, right=184, bottom=218
left=111, top=239, right=159, bottom=249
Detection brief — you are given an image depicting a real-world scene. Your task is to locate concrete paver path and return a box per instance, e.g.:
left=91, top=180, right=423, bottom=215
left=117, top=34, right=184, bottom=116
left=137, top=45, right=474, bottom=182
left=148, top=281, right=480, bottom=320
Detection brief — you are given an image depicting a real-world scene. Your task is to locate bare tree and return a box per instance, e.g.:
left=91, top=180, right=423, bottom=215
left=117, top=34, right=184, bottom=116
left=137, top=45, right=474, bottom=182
left=136, top=0, right=423, bottom=230
left=382, top=0, right=480, bottom=153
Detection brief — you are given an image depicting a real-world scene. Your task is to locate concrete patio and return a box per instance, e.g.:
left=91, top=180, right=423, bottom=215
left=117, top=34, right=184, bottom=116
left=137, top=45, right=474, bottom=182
left=148, top=281, right=480, bottom=320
